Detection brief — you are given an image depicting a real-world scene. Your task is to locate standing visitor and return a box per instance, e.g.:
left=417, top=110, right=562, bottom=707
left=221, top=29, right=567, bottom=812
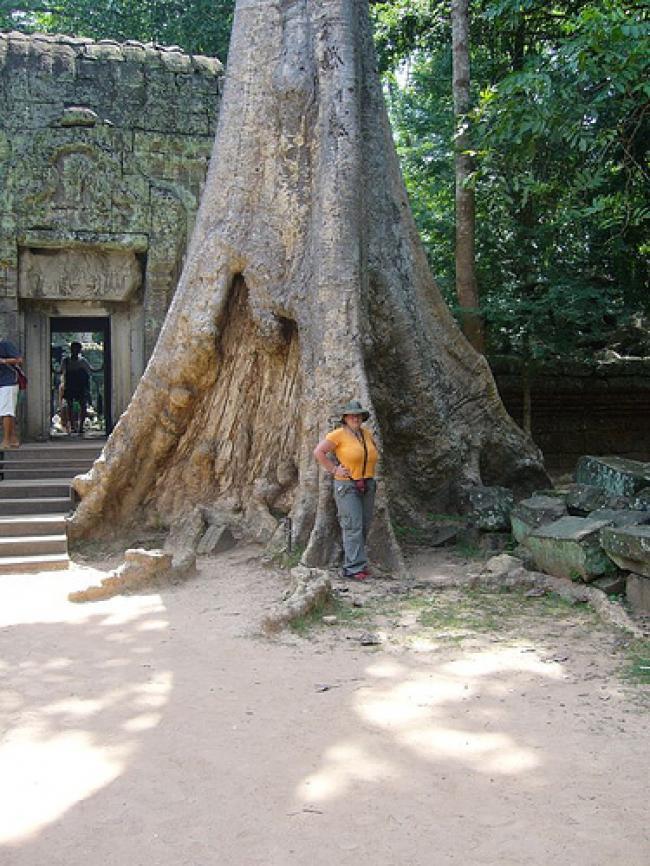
left=313, top=400, right=379, bottom=579
left=61, top=342, right=93, bottom=437
left=0, top=336, right=23, bottom=449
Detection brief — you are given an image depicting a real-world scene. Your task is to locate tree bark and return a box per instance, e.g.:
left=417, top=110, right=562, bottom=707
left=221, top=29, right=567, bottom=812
left=70, top=0, right=549, bottom=573
left=451, top=0, right=484, bottom=353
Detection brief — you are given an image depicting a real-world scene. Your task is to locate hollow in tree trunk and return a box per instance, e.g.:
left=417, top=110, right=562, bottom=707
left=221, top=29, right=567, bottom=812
left=70, top=0, right=549, bottom=573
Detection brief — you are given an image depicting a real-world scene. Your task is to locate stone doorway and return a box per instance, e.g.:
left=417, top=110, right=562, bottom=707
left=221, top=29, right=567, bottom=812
left=18, top=244, right=146, bottom=442
left=50, top=316, right=112, bottom=439
left=22, top=301, right=143, bottom=443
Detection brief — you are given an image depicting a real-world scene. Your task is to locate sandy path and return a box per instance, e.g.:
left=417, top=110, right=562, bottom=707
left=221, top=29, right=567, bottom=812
left=0, top=547, right=648, bottom=866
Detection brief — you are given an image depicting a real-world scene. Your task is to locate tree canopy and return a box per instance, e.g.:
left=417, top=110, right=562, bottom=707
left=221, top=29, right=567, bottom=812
left=0, top=1, right=235, bottom=59
left=373, top=0, right=650, bottom=361
left=3, top=0, right=648, bottom=361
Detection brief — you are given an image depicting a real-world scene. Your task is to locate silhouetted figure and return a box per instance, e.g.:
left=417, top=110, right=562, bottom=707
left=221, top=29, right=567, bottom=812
left=61, top=342, right=93, bottom=437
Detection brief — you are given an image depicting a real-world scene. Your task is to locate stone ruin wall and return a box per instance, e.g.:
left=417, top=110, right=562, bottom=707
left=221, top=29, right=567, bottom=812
left=0, top=29, right=222, bottom=360
left=494, top=358, right=650, bottom=474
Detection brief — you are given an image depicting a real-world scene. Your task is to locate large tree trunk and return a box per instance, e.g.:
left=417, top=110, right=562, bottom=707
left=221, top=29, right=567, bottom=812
left=451, top=0, right=484, bottom=353
left=70, top=0, right=548, bottom=573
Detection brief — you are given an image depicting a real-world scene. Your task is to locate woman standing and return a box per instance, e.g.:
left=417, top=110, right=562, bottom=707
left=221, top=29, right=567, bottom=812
left=313, top=400, right=379, bottom=579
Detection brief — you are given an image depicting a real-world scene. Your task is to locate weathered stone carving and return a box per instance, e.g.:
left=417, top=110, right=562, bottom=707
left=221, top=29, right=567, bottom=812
left=19, top=247, right=142, bottom=302
left=0, top=30, right=222, bottom=349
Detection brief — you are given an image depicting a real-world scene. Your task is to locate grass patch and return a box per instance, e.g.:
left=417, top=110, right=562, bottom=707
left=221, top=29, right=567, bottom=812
left=454, top=540, right=484, bottom=559
left=622, top=639, right=650, bottom=685
left=288, top=595, right=369, bottom=635
left=404, top=588, right=595, bottom=641
left=392, top=524, right=430, bottom=543
left=271, top=544, right=305, bottom=570
left=393, top=515, right=466, bottom=545
left=426, top=512, right=465, bottom=524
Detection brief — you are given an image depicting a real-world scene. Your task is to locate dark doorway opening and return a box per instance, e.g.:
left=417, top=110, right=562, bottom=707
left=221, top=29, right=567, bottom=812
left=50, top=316, right=112, bottom=439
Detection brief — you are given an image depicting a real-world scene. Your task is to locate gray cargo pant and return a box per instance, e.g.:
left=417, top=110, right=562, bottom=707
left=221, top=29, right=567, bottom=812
left=333, top=478, right=377, bottom=575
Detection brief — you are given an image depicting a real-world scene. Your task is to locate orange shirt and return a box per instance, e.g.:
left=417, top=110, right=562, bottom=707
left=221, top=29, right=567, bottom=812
left=325, top=426, right=379, bottom=480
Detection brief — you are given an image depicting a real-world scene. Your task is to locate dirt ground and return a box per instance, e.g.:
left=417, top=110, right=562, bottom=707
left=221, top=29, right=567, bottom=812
left=1, top=544, right=648, bottom=866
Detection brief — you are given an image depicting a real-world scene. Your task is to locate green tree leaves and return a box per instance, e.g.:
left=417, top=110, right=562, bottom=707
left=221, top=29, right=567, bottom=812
left=1, top=0, right=235, bottom=59
left=374, top=0, right=649, bottom=360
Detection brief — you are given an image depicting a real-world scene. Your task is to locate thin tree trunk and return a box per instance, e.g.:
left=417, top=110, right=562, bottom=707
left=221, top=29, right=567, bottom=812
left=522, top=361, right=532, bottom=435
left=70, top=0, right=548, bottom=572
left=452, top=0, right=484, bottom=353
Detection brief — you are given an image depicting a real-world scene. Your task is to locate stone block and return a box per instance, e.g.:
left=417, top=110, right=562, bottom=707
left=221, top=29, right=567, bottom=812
left=626, top=573, right=650, bottom=615
left=159, top=52, right=192, bottom=73
left=478, top=532, right=512, bottom=555
left=631, top=487, right=650, bottom=511
left=589, top=508, right=650, bottom=528
left=575, top=455, right=650, bottom=497
left=600, top=525, right=650, bottom=578
left=565, top=483, right=609, bottom=516
left=591, top=573, right=627, bottom=596
left=428, top=523, right=462, bottom=547
left=468, top=485, right=514, bottom=530
left=525, top=516, right=615, bottom=581
left=197, top=524, right=236, bottom=556
left=510, top=495, right=567, bottom=543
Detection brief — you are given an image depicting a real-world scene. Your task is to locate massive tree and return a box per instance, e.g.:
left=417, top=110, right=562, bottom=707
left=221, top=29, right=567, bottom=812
left=70, top=0, right=548, bottom=573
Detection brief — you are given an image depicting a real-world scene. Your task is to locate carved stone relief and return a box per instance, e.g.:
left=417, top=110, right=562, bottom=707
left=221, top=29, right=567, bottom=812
left=18, top=247, right=142, bottom=302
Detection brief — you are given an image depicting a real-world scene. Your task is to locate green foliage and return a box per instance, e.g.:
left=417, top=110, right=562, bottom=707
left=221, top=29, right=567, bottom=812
left=273, top=544, right=305, bottom=571
left=375, top=0, right=650, bottom=360
left=623, top=639, right=650, bottom=685
left=1, top=0, right=235, bottom=59
left=372, top=0, right=449, bottom=72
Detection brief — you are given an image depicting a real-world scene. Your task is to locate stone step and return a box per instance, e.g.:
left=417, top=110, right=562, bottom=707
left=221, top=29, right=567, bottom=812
left=1, top=456, right=100, bottom=468
left=0, top=552, right=70, bottom=574
left=0, top=497, right=71, bottom=515
left=1, top=466, right=90, bottom=480
left=0, top=514, right=67, bottom=536
left=1, top=445, right=103, bottom=462
left=0, top=480, right=71, bottom=499
left=0, top=534, right=68, bottom=556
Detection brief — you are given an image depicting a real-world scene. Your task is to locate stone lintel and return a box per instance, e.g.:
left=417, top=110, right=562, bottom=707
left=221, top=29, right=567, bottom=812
left=18, top=231, right=149, bottom=253
left=19, top=246, right=143, bottom=303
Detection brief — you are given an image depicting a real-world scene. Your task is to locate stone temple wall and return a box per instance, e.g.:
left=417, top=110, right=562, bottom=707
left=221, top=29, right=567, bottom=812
left=0, top=30, right=222, bottom=437
left=493, top=358, right=650, bottom=474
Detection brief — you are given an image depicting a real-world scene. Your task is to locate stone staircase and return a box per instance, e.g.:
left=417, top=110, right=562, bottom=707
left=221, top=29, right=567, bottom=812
left=0, top=441, right=103, bottom=573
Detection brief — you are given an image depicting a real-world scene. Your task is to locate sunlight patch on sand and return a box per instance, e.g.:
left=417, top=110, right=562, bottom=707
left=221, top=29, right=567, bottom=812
left=297, top=742, right=395, bottom=801
left=0, top=728, right=131, bottom=844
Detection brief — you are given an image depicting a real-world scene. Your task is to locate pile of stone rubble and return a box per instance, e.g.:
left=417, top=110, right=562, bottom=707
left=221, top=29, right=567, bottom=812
left=468, top=456, right=650, bottom=615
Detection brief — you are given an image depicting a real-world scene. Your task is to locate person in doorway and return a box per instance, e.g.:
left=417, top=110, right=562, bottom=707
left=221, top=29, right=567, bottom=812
left=313, top=399, right=379, bottom=580
left=0, top=336, right=23, bottom=449
left=61, top=342, right=93, bottom=437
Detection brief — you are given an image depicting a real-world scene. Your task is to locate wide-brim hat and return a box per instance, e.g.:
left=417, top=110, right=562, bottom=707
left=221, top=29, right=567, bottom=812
left=340, top=399, right=370, bottom=422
